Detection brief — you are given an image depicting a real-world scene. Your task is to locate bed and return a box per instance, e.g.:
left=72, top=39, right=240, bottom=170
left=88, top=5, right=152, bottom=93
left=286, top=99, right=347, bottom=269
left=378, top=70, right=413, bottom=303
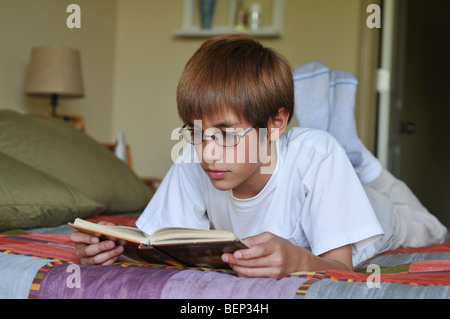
left=1, top=110, right=449, bottom=300
left=1, top=214, right=449, bottom=300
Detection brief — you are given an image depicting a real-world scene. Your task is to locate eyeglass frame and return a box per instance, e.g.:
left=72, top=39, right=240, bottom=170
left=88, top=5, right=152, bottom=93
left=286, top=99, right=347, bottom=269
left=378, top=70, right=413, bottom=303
left=179, top=124, right=256, bottom=147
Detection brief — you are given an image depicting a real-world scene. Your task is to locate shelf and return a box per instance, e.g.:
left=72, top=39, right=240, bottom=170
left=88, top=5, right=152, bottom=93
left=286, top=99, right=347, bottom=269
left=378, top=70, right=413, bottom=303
left=174, top=26, right=282, bottom=38
left=175, top=0, right=285, bottom=38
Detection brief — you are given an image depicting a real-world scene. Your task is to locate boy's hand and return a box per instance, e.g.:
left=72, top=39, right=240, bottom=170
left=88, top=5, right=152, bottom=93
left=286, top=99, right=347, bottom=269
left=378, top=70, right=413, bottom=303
left=221, top=232, right=302, bottom=278
left=70, top=221, right=126, bottom=265
left=222, top=232, right=353, bottom=278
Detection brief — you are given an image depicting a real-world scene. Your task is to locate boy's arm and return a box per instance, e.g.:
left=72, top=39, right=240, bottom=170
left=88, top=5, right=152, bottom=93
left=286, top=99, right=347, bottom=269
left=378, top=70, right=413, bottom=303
left=314, top=244, right=353, bottom=271
left=222, top=232, right=353, bottom=278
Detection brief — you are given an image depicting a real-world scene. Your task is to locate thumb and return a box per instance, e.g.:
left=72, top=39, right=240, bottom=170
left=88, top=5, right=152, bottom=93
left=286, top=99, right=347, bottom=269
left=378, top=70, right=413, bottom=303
left=243, top=232, right=275, bottom=246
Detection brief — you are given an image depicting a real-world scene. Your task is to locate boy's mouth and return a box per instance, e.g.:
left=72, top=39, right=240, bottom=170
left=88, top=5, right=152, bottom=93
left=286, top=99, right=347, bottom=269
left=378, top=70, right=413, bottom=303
left=206, top=169, right=228, bottom=179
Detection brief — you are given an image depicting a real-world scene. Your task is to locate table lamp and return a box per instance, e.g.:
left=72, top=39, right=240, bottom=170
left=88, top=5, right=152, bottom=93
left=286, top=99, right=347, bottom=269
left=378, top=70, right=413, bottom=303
left=24, top=47, right=84, bottom=117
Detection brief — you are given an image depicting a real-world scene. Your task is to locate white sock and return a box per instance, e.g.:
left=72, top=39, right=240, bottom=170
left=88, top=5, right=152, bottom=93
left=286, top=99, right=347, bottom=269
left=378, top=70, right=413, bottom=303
left=293, top=61, right=330, bottom=131
left=328, top=70, right=363, bottom=166
left=327, top=70, right=383, bottom=183
left=355, top=146, right=383, bottom=184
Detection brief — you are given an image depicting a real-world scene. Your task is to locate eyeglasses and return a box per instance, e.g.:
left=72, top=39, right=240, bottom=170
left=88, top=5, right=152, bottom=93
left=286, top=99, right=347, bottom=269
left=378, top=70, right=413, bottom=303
left=179, top=125, right=255, bottom=147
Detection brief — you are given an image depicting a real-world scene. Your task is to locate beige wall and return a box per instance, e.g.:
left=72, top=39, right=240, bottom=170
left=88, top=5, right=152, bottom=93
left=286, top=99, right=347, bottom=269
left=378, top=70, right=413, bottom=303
left=0, top=0, right=117, bottom=142
left=1, top=0, right=370, bottom=179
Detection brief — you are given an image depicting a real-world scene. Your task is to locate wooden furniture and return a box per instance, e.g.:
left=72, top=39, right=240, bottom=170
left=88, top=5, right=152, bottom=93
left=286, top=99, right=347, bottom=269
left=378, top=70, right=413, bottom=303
left=46, top=113, right=86, bottom=132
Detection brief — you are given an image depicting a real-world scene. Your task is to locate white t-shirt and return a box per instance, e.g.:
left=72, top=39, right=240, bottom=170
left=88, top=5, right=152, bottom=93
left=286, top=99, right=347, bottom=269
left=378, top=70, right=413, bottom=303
left=137, top=127, right=384, bottom=266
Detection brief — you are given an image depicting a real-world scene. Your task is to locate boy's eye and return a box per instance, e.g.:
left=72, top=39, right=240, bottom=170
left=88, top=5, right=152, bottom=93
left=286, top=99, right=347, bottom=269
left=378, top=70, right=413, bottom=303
left=180, top=125, right=248, bottom=147
left=221, top=131, right=236, bottom=138
left=219, top=131, right=239, bottom=146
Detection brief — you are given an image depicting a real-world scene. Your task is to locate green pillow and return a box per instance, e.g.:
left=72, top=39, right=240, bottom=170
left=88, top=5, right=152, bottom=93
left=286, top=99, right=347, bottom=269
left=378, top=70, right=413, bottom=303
left=0, top=152, right=105, bottom=232
left=0, top=110, right=152, bottom=213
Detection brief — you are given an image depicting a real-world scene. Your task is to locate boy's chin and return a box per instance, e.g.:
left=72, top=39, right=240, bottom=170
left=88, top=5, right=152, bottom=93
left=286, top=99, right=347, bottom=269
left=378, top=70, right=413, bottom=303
left=208, top=178, right=234, bottom=192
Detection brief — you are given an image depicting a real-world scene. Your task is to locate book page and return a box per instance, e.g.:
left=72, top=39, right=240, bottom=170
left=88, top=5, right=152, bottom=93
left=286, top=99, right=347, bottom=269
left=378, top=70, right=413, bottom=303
left=150, top=227, right=240, bottom=245
left=71, top=218, right=150, bottom=245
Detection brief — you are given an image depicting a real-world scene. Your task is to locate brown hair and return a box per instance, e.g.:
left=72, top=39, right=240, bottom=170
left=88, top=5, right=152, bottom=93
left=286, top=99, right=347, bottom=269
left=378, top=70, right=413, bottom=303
left=177, top=34, right=293, bottom=128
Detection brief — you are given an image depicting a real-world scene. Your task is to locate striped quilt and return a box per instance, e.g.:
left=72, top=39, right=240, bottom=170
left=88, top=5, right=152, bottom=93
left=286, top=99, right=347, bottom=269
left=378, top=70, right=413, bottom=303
left=0, top=215, right=449, bottom=299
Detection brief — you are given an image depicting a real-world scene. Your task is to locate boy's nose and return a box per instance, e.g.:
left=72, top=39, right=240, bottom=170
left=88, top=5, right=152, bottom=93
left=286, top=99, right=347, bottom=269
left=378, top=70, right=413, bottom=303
left=202, top=139, right=223, bottom=163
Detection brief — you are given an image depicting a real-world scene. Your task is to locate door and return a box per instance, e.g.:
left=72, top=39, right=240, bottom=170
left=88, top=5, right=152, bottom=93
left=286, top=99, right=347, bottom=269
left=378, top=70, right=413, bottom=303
left=388, top=0, right=450, bottom=227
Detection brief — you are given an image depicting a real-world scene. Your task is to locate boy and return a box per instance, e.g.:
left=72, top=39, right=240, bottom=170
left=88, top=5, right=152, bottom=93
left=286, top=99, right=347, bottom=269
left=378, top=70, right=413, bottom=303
left=72, top=35, right=446, bottom=278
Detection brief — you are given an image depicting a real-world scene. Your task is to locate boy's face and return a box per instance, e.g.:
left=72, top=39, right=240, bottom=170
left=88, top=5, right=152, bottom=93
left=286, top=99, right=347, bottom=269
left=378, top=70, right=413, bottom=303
left=191, top=111, right=276, bottom=199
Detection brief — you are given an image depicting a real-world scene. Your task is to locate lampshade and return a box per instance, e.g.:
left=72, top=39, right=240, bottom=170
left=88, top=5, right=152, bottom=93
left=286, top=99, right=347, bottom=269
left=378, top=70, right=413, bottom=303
left=25, top=47, right=84, bottom=98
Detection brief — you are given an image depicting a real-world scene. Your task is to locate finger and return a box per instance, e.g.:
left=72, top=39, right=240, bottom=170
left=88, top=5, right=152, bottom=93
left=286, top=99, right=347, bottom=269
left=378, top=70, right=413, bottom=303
left=70, top=231, right=100, bottom=245
left=222, top=244, right=269, bottom=264
left=80, top=251, right=121, bottom=265
left=117, top=238, right=127, bottom=246
left=95, top=222, right=125, bottom=244
left=103, top=235, right=125, bottom=243
left=230, top=264, right=282, bottom=278
left=71, top=228, right=125, bottom=246
left=235, top=242, right=272, bottom=260
left=242, top=232, right=275, bottom=246
left=83, top=240, right=120, bottom=258
left=223, top=248, right=273, bottom=268
left=80, top=244, right=124, bottom=265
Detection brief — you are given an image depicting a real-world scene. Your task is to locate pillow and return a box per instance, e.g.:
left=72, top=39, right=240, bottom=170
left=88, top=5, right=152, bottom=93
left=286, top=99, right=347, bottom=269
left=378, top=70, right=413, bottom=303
left=0, top=110, right=152, bottom=213
left=0, top=152, right=105, bottom=232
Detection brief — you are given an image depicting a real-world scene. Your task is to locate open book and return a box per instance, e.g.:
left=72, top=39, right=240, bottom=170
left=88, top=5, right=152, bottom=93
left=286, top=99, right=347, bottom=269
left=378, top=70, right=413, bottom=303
left=69, top=218, right=249, bottom=269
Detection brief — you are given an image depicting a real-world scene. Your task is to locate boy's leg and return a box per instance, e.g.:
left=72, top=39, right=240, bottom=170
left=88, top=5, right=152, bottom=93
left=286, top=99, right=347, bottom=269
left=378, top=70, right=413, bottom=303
left=293, top=61, right=330, bottom=131
left=365, top=169, right=447, bottom=248
left=327, top=70, right=382, bottom=184
left=328, top=70, right=362, bottom=166
left=326, top=68, right=446, bottom=248
left=354, top=147, right=383, bottom=185
left=295, top=65, right=448, bottom=251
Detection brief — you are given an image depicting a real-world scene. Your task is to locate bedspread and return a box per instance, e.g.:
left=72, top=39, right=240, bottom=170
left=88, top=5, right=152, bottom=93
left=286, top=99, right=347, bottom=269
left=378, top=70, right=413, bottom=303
left=1, top=215, right=449, bottom=299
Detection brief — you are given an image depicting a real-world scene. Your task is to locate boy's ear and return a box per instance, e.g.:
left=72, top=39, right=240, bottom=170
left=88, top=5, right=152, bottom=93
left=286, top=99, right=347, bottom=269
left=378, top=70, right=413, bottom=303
left=267, top=108, right=290, bottom=141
